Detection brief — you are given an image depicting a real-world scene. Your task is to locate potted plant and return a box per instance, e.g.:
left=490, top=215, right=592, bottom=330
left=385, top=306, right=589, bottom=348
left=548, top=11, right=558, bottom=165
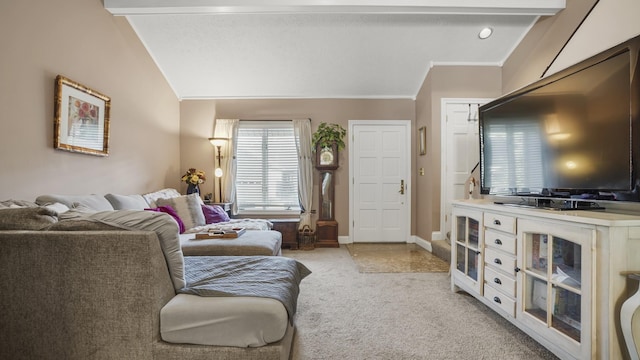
left=312, top=122, right=346, bottom=151
left=312, top=122, right=346, bottom=170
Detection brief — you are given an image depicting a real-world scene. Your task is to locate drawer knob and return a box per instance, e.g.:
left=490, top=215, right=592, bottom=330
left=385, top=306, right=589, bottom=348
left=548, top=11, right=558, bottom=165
left=493, top=278, right=502, bottom=285
left=494, top=258, right=502, bottom=265
left=494, top=239, right=502, bottom=245
left=493, top=219, right=501, bottom=225
left=514, top=267, right=521, bottom=273
left=493, top=296, right=502, bottom=304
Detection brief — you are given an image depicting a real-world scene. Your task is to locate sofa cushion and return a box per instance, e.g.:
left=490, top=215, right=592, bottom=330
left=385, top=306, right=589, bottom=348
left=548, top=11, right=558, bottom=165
left=161, top=294, right=288, bottom=347
left=145, top=205, right=185, bottom=234
left=35, top=194, right=114, bottom=211
left=105, top=194, right=149, bottom=210
left=156, top=194, right=205, bottom=231
left=48, top=210, right=185, bottom=290
left=0, top=207, right=58, bottom=230
left=142, top=188, right=181, bottom=208
left=201, top=204, right=231, bottom=224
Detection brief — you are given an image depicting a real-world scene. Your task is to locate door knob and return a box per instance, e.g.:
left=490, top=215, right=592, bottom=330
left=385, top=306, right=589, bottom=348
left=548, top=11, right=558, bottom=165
left=399, top=180, right=405, bottom=195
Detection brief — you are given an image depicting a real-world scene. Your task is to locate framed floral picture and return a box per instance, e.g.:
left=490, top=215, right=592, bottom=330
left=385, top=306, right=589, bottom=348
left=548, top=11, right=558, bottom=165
left=54, top=75, right=110, bottom=156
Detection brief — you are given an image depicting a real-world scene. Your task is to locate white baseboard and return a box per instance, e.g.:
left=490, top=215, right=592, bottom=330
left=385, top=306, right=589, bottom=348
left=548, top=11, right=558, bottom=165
left=432, top=231, right=445, bottom=241
left=338, top=235, right=351, bottom=244
left=414, top=235, right=432, bottom=252
left=339, top=235, right=435, bottom=250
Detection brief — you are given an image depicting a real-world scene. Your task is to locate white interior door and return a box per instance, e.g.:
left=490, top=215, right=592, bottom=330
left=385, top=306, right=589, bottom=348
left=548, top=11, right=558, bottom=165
left=441, top=99, right=490, bottom=241
left=350, top=120, right=410, bottom=243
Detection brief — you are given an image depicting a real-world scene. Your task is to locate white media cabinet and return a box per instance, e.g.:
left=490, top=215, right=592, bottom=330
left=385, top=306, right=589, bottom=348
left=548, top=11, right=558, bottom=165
left=451, top=199, right=640, bottom=360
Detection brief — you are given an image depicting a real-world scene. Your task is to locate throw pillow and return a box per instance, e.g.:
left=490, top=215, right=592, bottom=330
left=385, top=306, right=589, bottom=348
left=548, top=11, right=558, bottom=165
left=57, top=202, right=99, bottom=220
left=0, top=199, right=38, bottom=208
left=0, top=207, right=58, bottom=230
left=145, top=205, right=185, bottom=233
left=105, top=193, right=149, bottom=210
left=35, top=194, right=114, bottom=211
left=156, top=194, right=205, bottom=231
left=142, top=188, right=182, bottom=208
left=43, top=202, right=70, bottom=215
left=201, top=204, right=230, bottom=224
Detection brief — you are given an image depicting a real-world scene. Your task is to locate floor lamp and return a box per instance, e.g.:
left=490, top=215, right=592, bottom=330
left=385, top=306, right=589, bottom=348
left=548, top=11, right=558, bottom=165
left=208, top=137, right=228, bottom=203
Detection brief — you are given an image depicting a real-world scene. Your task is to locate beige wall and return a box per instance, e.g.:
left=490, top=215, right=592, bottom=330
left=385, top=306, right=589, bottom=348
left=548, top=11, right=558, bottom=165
left=0, top=0, right=180, bottom=201
left=547, top=0, right=640, bottom=75
left=414, top=66, right=502, bottom=241
left=502, top=0, right=598, bottom=93
left=180, top=99, right=415, bottom=236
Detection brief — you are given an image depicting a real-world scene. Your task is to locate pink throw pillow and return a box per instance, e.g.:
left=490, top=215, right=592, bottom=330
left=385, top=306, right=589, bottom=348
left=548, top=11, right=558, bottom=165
left=202, top=204, right=230, bottom=224
left=145, top=205, right=185, bottom=233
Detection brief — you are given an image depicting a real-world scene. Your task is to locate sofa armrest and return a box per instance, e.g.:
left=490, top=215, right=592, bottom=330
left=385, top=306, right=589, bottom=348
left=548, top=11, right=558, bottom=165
left=0, top=230, right=175, bottom=360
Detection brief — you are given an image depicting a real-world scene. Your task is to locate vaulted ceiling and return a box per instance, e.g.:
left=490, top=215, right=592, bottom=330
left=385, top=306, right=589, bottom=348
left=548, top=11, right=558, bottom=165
left=104, top=0, right=566, bottom=100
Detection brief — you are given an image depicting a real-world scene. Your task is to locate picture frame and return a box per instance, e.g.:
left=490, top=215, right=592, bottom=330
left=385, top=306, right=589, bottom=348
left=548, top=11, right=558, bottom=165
left=418, top=126, right=427, bottom=156
left=54, top=75, right=110, bottom=156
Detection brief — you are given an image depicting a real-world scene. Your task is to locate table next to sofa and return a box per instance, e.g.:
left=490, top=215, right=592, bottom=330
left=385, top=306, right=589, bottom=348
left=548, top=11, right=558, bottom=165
left=270, top=218, right=299, bottom=250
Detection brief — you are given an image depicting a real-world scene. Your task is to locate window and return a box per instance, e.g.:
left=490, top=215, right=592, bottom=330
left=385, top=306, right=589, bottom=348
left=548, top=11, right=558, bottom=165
left=235, top=121, right=300, bottom=214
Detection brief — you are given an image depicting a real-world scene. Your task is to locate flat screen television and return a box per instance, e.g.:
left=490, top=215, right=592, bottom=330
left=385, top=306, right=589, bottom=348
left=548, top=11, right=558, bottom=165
left=479, top=34, right=640, bottom=208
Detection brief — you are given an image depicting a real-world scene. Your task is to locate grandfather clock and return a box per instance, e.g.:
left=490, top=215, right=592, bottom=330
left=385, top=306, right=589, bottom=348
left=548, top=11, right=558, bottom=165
left=315, top=143, right=340, bottom=248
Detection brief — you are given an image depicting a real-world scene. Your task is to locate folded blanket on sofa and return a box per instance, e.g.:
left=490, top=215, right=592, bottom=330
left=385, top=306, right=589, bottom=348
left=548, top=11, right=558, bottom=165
left=184, top=218, right=273, bottom=233
left=180, top=256, right=311, bottom=323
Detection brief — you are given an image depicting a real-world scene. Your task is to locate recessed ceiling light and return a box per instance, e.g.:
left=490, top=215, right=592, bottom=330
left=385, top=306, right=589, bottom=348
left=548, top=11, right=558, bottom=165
left=478, top=27, right=493, bottom=40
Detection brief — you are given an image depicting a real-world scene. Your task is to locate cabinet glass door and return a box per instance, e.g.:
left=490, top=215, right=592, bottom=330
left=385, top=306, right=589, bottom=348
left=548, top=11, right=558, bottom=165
left=519, top=220, right=592, bottom=353
left=455, top=215, right=480, bottom=282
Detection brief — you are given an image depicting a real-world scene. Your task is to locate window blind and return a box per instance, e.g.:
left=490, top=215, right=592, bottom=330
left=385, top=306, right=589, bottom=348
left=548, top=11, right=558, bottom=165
left=485, top=121, right=544, bottom=194
left=235, top=121, right=300, bottom=212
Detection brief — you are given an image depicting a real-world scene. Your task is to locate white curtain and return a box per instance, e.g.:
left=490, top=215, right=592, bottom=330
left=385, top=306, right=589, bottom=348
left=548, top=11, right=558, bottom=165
left=293, top=119, right=313, bottom=230
left=213, top=119, right=239, bottom=214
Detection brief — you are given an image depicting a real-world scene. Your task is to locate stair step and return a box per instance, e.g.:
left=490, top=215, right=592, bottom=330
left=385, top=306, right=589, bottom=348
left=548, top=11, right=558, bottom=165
left=431, top=239, right=451, bottom=264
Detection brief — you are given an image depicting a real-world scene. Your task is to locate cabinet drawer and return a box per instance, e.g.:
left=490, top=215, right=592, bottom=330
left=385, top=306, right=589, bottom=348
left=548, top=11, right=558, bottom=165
left=484, top=248, right=516, bottom=276
left=484, top=212, right=516, bottom=234
left=484, top=284, right=516, bottom=317
left=484, top=266, right=516, bottom=297
left=484, top=229, right=516, bottom=255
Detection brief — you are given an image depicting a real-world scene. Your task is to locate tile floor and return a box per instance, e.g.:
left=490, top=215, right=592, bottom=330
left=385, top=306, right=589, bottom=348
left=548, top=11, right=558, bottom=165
left=345, top=243, right=450, bottom=273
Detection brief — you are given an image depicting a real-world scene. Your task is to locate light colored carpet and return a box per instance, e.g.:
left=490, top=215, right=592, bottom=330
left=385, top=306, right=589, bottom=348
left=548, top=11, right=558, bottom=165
left=284, top=246, right=559, bottom=360
left=345, top=243, right=450, bottom=273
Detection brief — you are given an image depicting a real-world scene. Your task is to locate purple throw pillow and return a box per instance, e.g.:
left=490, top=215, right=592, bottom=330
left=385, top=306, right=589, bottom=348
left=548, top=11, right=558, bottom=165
left=202, top=204, right=230, bottom=224
left=144, top=205, right=186, bottom=233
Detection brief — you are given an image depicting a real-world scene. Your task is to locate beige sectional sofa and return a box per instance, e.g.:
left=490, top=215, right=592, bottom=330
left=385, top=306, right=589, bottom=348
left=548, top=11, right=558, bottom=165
left=36, top=189, right=283, bottom=256
left=0, top=230, right=296, bottom=360
left=0, top=190, right=310, bottom=359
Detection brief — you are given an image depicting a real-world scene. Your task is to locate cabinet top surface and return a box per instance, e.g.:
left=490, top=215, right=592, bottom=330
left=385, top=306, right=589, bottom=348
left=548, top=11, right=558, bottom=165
left=452, top=199, right=640, bottom=227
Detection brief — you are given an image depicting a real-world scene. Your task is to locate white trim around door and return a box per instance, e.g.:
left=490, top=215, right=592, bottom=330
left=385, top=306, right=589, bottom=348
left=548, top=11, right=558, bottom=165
left=438, top=98, right=492, bottom=242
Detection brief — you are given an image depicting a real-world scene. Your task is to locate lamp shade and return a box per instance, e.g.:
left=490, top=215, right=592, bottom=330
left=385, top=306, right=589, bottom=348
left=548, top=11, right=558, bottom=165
left=209, top=137, right=228, bottom=147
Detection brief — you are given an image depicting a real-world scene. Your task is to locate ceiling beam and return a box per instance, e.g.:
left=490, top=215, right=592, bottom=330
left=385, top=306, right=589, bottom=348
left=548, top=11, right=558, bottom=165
left=104, top=0, right=565, bottom=16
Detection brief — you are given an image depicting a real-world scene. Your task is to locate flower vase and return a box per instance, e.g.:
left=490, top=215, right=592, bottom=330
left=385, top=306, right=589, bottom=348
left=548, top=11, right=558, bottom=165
left=186, top=183, right=200, bottom=195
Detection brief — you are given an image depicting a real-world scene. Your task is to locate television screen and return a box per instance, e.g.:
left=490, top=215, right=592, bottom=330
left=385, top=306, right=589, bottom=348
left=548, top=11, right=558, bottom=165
left=480, top=49, right=632, bottom=197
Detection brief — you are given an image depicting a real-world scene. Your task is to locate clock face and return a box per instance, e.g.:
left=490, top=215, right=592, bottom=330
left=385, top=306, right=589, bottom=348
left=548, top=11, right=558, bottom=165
left=320, top=147, right=334, bottom=165
left=316, top=143, right=338, bottom=170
